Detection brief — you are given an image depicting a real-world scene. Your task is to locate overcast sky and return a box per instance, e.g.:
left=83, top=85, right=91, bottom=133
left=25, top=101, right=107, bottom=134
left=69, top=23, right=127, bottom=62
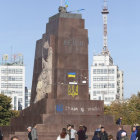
left=0, top=0, right=140, bottom=98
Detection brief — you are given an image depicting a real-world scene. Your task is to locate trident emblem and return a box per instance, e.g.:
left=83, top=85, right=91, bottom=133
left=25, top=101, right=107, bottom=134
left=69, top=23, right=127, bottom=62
left=68, top=85, right=78, bottom=97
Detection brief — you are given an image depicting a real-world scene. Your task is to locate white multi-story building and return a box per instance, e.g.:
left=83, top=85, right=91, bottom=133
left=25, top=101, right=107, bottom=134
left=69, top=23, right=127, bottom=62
left=0, top=54, right=25, bottom=110
left=90, top=1, right=124, bottom=105
left=90, top=54, right=124, bottom=105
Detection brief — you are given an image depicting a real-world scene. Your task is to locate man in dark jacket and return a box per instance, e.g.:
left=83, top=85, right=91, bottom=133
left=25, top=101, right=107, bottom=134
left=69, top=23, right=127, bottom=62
left=116, top=117, right=122, bottom=125
left=77, top=125, right=87, bottom=140
left=100, top=127, right=108, bottom=140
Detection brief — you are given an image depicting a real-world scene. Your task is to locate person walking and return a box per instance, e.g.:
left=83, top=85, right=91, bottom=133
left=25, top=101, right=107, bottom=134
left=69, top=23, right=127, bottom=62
left=100, top=127, right=108, bottom=140
left=136, top=127, right=140, bottom=140
left=77, top=125, right=87, bottom=140
left=27, top=126, right=32, bottom=140
left=31, top=124, right=38, bottom=140
left=131, top=126, right=137, bottom=140
left=70, top=125, right=77, bottom=140
left=57, top=128, right=69, bottom=140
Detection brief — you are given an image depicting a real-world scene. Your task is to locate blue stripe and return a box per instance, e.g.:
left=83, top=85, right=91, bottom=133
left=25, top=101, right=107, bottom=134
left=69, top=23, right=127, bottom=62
left=68, top=72, right=76, bottom=75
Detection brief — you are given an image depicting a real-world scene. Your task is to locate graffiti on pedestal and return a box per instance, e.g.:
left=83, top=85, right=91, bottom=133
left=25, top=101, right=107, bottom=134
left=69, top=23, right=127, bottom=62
left=56, top=104, right=63, bottom=112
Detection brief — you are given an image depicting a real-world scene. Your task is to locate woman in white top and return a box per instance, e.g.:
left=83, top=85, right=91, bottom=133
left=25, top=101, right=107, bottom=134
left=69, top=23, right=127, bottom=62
left=57, top=128, right=70, bottom=140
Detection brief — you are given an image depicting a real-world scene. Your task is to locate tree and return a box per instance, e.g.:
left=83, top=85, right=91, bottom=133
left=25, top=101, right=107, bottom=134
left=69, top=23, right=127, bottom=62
left=104, top=92, right=140, bottom=125
left=0, top=94, right=19, bottom=126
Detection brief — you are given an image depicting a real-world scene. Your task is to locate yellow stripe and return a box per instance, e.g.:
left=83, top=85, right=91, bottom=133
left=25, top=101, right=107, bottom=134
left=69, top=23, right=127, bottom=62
left=68, top=75, right=76, bottom=78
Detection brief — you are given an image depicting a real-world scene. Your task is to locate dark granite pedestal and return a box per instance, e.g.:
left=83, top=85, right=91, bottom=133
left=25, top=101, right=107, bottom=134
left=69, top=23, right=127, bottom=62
left=1, top=98, right=119, bottom=140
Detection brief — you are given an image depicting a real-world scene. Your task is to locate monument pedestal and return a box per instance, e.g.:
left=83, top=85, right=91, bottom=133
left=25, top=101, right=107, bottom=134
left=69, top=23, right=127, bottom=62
left=1, top=98, right=118, bottom=140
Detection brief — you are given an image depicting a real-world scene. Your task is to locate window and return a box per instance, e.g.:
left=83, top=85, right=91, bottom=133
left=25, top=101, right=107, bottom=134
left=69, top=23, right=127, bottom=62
left=93, top=69, right=96, bottom=74
left=92, top=90, right=115, bottom=95
left=105, top=97, right=114, bottom=101
left=93, top=83, right=115, bottom=89
left=1, top=83, right=23, bottom=89
left=1, top=68, right=23, bottom=74
left=93, top=69, right=115, bottom=74
left=1, top=76, right=23, bottom=81
left=93, top=76, right=114, bottom=81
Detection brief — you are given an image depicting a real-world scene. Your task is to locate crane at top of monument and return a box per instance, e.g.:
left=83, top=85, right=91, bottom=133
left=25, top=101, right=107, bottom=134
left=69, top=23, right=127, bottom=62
left=68, top=9, right=85, bottom=13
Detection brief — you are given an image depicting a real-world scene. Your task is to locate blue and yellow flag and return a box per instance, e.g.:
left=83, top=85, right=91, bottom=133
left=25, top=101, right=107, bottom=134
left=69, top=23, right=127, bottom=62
left=65, top=0, right=69, bottom=8
left=68, top=72, right=76, bottom=78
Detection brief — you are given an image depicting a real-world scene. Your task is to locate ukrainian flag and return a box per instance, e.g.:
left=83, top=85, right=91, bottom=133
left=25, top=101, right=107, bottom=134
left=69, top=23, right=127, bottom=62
left=68, top=72, right=76, bottom=78
left=65, top=0, right=68, bottom=8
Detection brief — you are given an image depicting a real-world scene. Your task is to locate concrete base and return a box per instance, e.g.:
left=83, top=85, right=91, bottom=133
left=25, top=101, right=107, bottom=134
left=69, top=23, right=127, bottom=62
left=0, top=98, right=121, bottom=140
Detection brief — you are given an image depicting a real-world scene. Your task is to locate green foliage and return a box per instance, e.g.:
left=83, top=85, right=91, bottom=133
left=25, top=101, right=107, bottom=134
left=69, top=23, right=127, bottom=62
left=0, top=94, right=19, bottom=126
left=104, top=92, right=140, bottom=125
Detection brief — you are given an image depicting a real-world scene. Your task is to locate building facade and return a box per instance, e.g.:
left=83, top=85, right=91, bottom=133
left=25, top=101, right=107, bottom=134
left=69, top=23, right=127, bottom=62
left=90, top=54, right=124, bottom=105
left=0, top=55, right=25, bottom=110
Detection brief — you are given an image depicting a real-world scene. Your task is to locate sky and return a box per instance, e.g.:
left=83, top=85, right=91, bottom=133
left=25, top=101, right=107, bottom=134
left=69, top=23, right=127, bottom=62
left=0, top=0, right=140, bottom=98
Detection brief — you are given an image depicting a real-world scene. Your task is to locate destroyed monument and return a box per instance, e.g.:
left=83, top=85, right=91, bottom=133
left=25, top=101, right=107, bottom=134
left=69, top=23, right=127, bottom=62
left=1, top=6, right=119, bottom=140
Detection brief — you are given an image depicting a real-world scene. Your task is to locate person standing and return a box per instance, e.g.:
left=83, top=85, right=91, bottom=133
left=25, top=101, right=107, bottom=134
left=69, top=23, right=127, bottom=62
left=116, top=126, right=127, bottom=140
left=70, top=125, right=77, bottom=140
left=31, top=124, right=38, bottom=140
left=77, top=125, right=87, bottom=140
left=27, top=126, right=32, bottom=140
left=136, top=127, right=140, bottom=140
left=100, top=127, right=108, bottom=140
left=131, top=126, right=137, bottom=140
left=67, top=124, right=71, bottom=140
left=57, top=128, right=69, bottom=140
left=116, top=117, right=123, bottom=125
